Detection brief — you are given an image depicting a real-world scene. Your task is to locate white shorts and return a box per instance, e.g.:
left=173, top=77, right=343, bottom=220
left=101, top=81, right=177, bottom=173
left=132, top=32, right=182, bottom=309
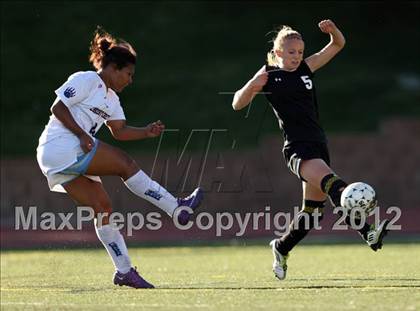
left=36, top=136, right=101, bottom=193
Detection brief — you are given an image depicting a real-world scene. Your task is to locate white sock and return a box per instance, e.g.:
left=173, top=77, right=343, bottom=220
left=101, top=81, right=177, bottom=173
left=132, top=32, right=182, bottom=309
left=124, top=170, right=178, bottom=216
left=95, top=222, right=132, bottom=274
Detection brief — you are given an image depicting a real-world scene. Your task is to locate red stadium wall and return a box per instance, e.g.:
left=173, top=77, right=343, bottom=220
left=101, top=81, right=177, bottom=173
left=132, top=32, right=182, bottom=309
left=1, top=118, right=419, bottom=248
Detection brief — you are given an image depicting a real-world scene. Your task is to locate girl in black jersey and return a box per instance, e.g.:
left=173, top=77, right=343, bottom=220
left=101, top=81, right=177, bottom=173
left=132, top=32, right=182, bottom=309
left=232, top=20, right=389, bottom=280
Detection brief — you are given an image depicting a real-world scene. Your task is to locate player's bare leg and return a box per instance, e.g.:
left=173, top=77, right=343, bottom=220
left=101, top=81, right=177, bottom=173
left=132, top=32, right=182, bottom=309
left=63, top=176, right=154, bottom=288
left=86, top=141, right=203, bottom=224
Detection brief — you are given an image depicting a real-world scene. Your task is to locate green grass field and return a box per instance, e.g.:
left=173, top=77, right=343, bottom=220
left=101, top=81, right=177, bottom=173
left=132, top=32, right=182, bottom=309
left=1, top=244, right=420, bottom=310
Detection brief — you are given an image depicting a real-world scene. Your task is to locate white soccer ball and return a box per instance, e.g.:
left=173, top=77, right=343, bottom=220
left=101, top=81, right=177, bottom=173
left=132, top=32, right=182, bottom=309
left=340, top=182, right=377, bottom=217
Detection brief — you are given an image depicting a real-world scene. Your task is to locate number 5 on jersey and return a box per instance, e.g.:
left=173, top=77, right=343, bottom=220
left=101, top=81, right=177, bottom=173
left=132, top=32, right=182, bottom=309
left=300, top=75, right=313, bottom=90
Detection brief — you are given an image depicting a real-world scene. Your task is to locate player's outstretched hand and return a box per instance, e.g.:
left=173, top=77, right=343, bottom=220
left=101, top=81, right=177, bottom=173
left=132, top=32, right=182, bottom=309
left=146, top=120, right=165, bottom=138
left=318, top=19, right=338, bottom=34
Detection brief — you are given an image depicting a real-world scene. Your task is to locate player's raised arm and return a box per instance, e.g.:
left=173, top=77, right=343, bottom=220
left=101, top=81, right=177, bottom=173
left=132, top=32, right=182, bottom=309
left=305, top=19, right=346, bottom=72
left=232, top=66, right=268, bottom=111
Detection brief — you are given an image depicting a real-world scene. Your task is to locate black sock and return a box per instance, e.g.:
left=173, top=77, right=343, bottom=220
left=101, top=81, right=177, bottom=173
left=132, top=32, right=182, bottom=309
left=320, top=174, right=348, bottom=207
left=277, top=200, right=325, bottom=255
left=345, top=216, right=371, bottom=240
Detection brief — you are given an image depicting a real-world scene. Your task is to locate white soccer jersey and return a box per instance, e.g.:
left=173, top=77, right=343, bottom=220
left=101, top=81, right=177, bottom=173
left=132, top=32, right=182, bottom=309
left=39, top=70, right=125, bottom=145
left=36, top=71, right=126, bottom=192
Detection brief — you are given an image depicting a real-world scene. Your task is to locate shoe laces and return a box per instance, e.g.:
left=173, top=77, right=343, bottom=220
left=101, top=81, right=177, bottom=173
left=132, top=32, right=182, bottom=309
left=129, top=267, right=141, bottom=281
left=274, top=241, right=288, bottom=269
left=367, top=226, right=377, bottom=242
left=281, top=254, right=289, bottom=270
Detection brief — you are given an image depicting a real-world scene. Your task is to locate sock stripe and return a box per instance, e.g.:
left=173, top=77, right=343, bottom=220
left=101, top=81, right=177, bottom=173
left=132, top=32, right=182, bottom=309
left=302, top=206, right=324, bottom=214
left=302, top=200, right=325, bottom=214
left=324, top=175, right=340, bottom=194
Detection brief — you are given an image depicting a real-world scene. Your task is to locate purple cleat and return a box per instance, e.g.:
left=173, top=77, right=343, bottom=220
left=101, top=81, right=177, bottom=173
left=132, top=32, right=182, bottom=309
left=176, top=187, right=204, bottom=225
left=113, top=267, right=154, bottom=289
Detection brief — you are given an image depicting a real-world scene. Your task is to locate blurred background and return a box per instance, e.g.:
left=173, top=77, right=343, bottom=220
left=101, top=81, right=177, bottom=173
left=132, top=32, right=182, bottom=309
left=1, top=1, right=419, bottom=248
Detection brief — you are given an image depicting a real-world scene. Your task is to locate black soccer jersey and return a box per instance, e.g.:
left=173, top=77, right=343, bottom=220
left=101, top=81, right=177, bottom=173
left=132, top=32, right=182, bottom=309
left=263, top=61, right=327, bottom=146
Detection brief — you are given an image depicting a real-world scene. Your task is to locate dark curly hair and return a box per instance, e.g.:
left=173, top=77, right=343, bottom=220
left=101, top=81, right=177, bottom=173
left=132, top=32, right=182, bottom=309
left=89, top=26, right=136, bottom=70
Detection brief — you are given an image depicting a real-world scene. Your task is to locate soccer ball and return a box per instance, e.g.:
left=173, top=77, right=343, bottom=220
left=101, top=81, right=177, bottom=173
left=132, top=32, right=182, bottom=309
left=340, top=182, right=377, bottom=217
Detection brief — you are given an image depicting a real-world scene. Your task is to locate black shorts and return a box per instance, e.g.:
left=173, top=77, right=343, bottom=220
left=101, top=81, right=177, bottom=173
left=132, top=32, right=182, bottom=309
left=282, top=141, right=331, bottom=181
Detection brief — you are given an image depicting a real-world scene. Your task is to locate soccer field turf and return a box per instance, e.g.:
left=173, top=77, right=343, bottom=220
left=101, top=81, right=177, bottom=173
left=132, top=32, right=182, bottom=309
left=1, top=243, right=419, bottom=310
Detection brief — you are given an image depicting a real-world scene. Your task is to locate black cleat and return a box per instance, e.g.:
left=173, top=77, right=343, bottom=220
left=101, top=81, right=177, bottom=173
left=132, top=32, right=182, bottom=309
left=366, top=219, right=390, bottom=251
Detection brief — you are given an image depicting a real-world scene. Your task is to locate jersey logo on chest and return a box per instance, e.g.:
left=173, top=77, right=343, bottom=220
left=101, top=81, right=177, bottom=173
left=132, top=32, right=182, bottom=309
left=90, top=107, right=110, bottom=119
left=271, top=75, right=312, bottom=90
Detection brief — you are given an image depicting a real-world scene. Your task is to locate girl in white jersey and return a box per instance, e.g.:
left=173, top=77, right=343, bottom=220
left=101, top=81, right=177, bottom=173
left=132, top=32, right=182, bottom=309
left=36, top=27, right=203, bottom=289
